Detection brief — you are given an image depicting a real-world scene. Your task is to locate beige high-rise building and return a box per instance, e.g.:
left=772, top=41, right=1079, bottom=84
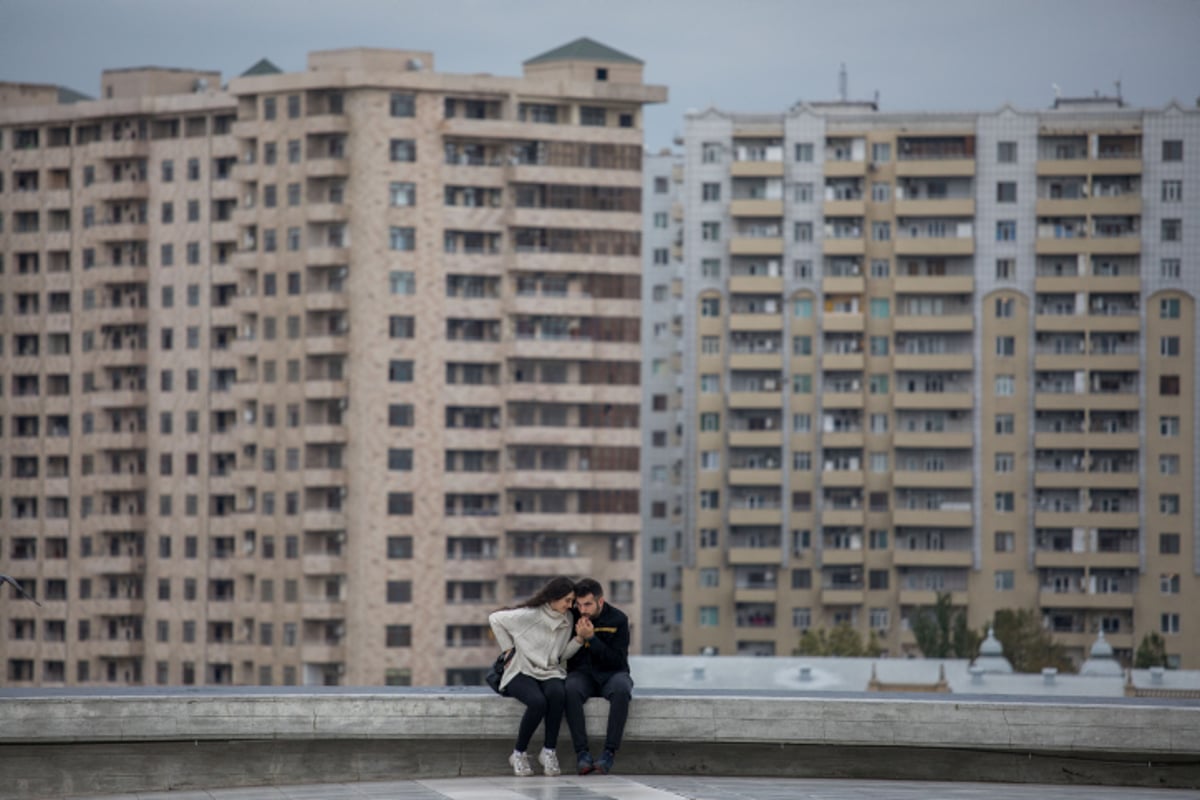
left=674, top=97, right=1199, bottom=668
left=0, top=39, right=666, bottom=687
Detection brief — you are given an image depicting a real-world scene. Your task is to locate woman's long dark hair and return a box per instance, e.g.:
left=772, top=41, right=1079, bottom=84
left=512, top=576, right=575, bottom=610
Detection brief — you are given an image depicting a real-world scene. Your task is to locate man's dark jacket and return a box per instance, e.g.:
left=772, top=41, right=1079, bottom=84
left=567, top=602, right=630, bottom=679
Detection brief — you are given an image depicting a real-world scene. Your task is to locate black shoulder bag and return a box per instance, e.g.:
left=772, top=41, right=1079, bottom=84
left=485, top=649, right=514, bottom=694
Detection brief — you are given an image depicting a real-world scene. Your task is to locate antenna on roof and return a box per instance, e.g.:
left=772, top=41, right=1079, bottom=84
left=838, top=63, right=848, bottom=102
left=1114, top=78, right=1122, bottom=103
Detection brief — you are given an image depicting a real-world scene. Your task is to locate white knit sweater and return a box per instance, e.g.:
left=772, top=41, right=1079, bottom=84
left=488, top=605, right=582, bottom=690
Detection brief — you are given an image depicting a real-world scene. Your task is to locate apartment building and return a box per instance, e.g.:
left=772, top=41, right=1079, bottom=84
left=640, top=151, right=686, bottom=654
left=673, top=97, right=1199, bottom=668
left=0, top=38, right=666, bottom=687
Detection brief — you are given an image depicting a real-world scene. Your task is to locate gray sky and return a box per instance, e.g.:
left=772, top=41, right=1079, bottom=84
left=1, top=0, right=1196, bottom=150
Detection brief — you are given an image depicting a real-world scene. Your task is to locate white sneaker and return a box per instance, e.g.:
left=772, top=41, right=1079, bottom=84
left=509, top=750, right=533, bottom=777
left=538, top=748, right=561, bottom=776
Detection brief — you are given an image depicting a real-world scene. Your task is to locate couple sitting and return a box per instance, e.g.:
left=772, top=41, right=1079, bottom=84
left=488, top=576, right=632, bottom=777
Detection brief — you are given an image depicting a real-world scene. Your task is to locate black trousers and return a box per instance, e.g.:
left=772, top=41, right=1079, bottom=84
left=564, top=671, right=633, bottom=754
left=503, top=673, right=566, bottom=752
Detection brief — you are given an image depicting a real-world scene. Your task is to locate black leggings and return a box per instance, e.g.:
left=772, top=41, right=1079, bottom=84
left=504, top=673, right=565, bottom=752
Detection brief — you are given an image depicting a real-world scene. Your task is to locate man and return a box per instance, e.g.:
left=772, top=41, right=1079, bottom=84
left=565, top=578, right=632, bottom=775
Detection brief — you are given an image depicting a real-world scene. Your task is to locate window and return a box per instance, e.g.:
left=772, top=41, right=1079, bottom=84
left=699, top=413, right=720, bottom=431
left=389, top=226, right=415, bottom=251
left=794, top=143, right=814, bottom=162
left=1161, top=139, right=1183, bottom=162
left=652, top=176, right=669, bottom=193
left=871, top=182, right=890, bottom=202
left=996, top=181, right=1017, bottom=202
left=699, top=490, right=720, bottom=509
left=701, top=259, right=721, bottom=278
left=791, top=569, right=812, bottom=590
left=388, top=360, right=413, bottom=382
left=187, top=158, right=200, bottom=180
left=386, top=581, right=412, bottom=603
left=1160, top=494, right=1180, bottom=515
left=387, top=492, right=413, bottom=516
left=1160, top=336, right=1181, bottom=357
left=994, top=570, right=1015, bottom=591
left=794, top=182, right=813, bottom=202
left=390, top=92, right=415, bottom=117
left=700, top=528, right=719, bottom=549
left=699, top=607, right=719, bottom=626
left=701, top=222, right=721, bottom=241
left=994, top=531, right=1015, bottom=552
left=1161, top=613, right=1180, bottom=635
left=388, top=404, right=414, bottom=427
left=995, top=453, right=1014, bottom=472
left=996, top=336, right=1015, bottom=356
left=995, top=258, right=1015, bottom=280
left=869, top=336, right=888, bottom=356
left=1161, top=219, right=1182, bottom=242
left=869, top=529, right=888, bottom=549
left=995, top=414, right=1014, bottom=434
left=792, top=608, right=812, bottom=630
left=701, top=336, right=720, bottom=354
left=389, top=315, right=415, bottom=339
left=700, top=374, right=719, bottom=393
left=388, top=449, right=413, bottom=471
left=871, top=221, right=890, bottom=241
left=793, top=452, right=812, bottom=471
left=871, top=142, right=891, bottom=163
left=286, top=94, right=301, bottom=118
left=702, top=182, right=721, bottom=201
left=653, top=248, right=669, bottom=265
left=389, top=139, right=416, bottom=162
left=1160, top=416, right=1180, bottom=437
left=653, top=212, right=668, bottom=229
left=1160, top=298, right=1181, bottom=319
left=870, top=259, right=889, bottom=278
left=794, top=222, right=812, bottom=241
left=870, top=413, right=888, bottom=433
left=793, top=413, right=811, bottom=432
left=1159, top=455, right=1180, bottom=475
left=995, top=297, right=1014, bottom=318
left=869, top=298, right=889, bottom=319
left=699, top=568, right=719, bottom=588
left=1160, top=375, right=1180, bottom=396
left=793, top=298, right=813, bottom=318
left=389, top=270, right=415, bottom=295
left=1159, top=533, right=1180, bottom=554
left=868, top=374, right=889, bottom=395
left=702, top=142, right=722, bottom=163
left=1161, top=258, right=1181, bottom=279
left=161, top=159, right=174, bottom=182
left=997, top=141, right=1017, bottom=163
left=868, top=570, right=889, bottom=590
left=387, top=536, right=413, bottom=559
left=995, top=492, right=1015, bottom=512
left=996, top=220, right=1016, bottom=241
left=1161, top=574, right=1180, bottom=594
left=870, top=452, right=888, bottom=473
left=700, top=297, right=720, bottom=317
left=390, top=182, right=415, bottom=207
left=794, top=335, right=812, bottom=355
left=1162, top=179, right=1182, bottom=202
left=995, top=375, right=1015, bottom=396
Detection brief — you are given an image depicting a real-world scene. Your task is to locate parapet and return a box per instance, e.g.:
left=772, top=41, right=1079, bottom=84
left=100, top=67, right=221, bottom=99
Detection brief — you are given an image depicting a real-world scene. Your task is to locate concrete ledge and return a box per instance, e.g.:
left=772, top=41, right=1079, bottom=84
left=2, top=689, right=1199, bottom=798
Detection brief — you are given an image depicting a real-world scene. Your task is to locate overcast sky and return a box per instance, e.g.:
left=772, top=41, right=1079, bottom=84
left=1, top=0, right=1196, bottom=150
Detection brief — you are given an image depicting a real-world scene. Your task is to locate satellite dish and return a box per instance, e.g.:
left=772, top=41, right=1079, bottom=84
left=407, top=58, right=424, bottom=71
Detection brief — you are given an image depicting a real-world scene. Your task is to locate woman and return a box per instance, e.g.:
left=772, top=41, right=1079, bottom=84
left=488, top=576, right=582, bottom=777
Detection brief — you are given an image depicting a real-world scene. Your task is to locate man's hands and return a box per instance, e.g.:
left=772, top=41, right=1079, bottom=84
left=575, top=615, right=594, bottom=643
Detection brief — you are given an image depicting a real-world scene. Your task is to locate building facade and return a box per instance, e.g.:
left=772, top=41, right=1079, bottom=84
left=674, top=99, right=1199, bottom=668
left=0, top=40, right=665, bottom=686
left=640, top=151, right=685, bottom=655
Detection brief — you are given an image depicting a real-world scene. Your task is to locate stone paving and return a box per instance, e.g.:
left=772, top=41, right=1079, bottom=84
left=69, top=775, right=1200, bottom=800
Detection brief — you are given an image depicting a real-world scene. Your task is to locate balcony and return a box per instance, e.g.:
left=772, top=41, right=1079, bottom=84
left=729, top=237, right=784, bottom=256
left=893, top=549, right=973, bottom=568
left=726, top=547, right=782, bottom=566
left=729, top=160, right=784, bottom=178
left=893, top=276, right=974, bottom=295
left=1032, top=550, right=1140, bottom=570
left=1037, top=590, right=1134, bottom=610
left=730, top=199, right=784, bottom=217
left=893, top=507, right=973, bottom=528
left=892, top=470, right=972, bottom=489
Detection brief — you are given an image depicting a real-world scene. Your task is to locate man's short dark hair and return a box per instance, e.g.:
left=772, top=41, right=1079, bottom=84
left=574, top=578, right=603, bottom=599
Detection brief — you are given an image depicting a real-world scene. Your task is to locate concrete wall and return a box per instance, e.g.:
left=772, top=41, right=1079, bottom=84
left=2, top=690, right=1198, bottom=797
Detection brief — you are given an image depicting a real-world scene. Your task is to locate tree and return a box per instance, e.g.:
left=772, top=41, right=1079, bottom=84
left=911, top=592, right=980, bottom=659
left=794, top=622, right=882, bottom=657
left=1134, top=632, right=1169, bottom=669
left=990, top=608, right=1074, bottom=673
